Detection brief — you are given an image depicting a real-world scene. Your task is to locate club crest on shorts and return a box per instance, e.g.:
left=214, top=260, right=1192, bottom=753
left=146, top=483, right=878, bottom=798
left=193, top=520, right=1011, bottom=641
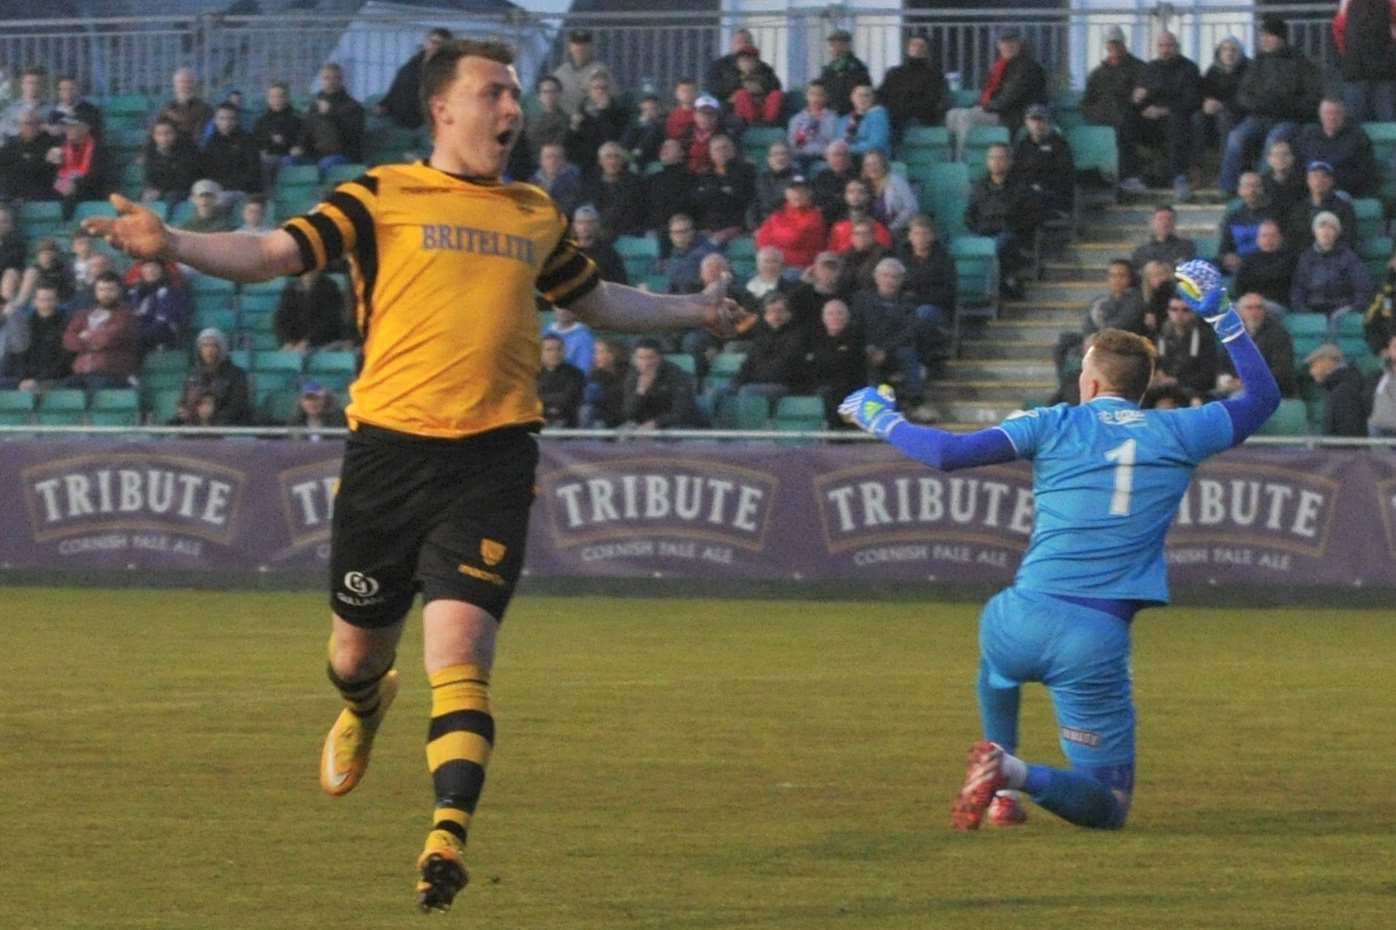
left=481, top=538, right=507, bottom=566
left=344, top=571, right=379, bottom=597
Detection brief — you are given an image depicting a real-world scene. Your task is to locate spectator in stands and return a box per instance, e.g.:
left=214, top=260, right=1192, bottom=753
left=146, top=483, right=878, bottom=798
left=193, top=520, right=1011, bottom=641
left=787, top=80, right=838, bottom=168
left=1119, top=31, right=1203, bottom=202
left=1082, top=26, right=1145, bottom=130
left=1368, top=333, right=1396, bottom=435
left=158, top=67, right=213, bottom=141
left=0, top=66, right=48, bottom=140
left=744, top=246, right=793, bottom=302
left=0, top=107, right=58, bottom=200
left=1290, top=211, right=1373, bottom=325
left=178, top=327, right=251, bottom=426
left=840, top=84, right=891, bottom=158
left=0, top=292, right=29, bottom=379
left=1154, top=293, right=1220, bottom=401
left=8, top=239, right=75, bottom=313
left=692, top=135, right=755, bottom=244
left=53, top=115, right=104, bottom=216
left=1305, top=342, right=1369, bottom=435
left=788, top=250, right=848, bottom=336
left=1192, top=37, right=1248, bottom=175
left=238, top=196, right=271, bottom=232
left=945, top=30, right=1047, bottom=160
left=829, top=178, right=892, bottom=253
left=538, top=333, right=586, bottom=427
left=1296, top=97, right=1377, bottom=197
left=253, top=83, right=302, bottom=177
left=732, top=70, right=784, bottom=129
left=141, top=117, right=197, bottom=204
left=553, top=30, right=609, bottom=118
left=566, top=72, right=628, bottom=167
left=199, top=102, right=262, bottom=195
left=679, top=253, right=754, bottom=372
left=645, top=138, right=695, bottom=234
left=683, top=95, right=723, bottom=174
left=749, top=140, right=798, bottom=227
left=180, top=180, right=235, bottom=233
left=820, top=29, right=872, bottom=117
left=61, top=271, right=137, bottom=391
left=899, top=214, right=957, bottom=330
left=1220, top=291, right=1298, bottom=396
left=543, top=305, right=595, bottom=372
left=286, top=381, right=347, bottom=435
left=839, top=217, right=892, bottom=293
left=571, top=205, right=627, bottom=285
left=621, top=94, right=665, bottom=166
left=47, top=75, right=103, bottom=140
left=1131, top=205, right=1195, bottom=270
left=314, top=63, right=365, bottom=163
left=806, top=298, right=866, bottom=427
left=275, top=268, right=344, bottom=353
left=1332, top=0, right=1396, bottom=123
left=1140, top=382, right=1193, bottom=409
left=1367, top=266, right=1395, bottom=350
left=755, top=174, right=826, bottom=270
left=965, top=143, right=1038, bottom=299
left=1011, top=103, right=1076, bottom=220
left=1139, top=259, right=1175, bottom=338
left=1235, top=219, right=1295, bottom=308
left=582, top=141, right=646, bottom=239
left=0, top=205, right=25, bottom=301
left=290, top=92, right=354, bottom=173
left=0, top=283, right=70, bottom=391
left=1217, top=172, right=1274, bottom=272
left=665, top=78, right=698, bottom=144
left=709, top=32, right=780, bottom=104
left=75, top=253, right=117, bottom=308
left=860, top=148, right=917, bottom=235
left=622, top=337, right=700, bottom=429
left=379, top=26, right=451, bottom=129
left=812, top=139, right=858, bottom=223
left=1220, top=16, right=1322, bottom=196
left=660, top=213, right=717, bottom=294
left=580, top=336, right=628, bottom=428
left=726, top=291, right=808, bottom=409
left=530, top=141, right=584, bottom=219
left=1286, top=161, right=1357, bottom=249
left=524, top=75, right=570, bottom=167
left=877, top=32, right=949, bottom=139
left=1086, top=258, right=1147, bottom=335
left=853, top=256, right=934, bottom=418
left=128, top=258, right=187, bottom=353
left=1262, top=138, right=1307, bottom=218
left=1051, top=330, right=1094, bottom=406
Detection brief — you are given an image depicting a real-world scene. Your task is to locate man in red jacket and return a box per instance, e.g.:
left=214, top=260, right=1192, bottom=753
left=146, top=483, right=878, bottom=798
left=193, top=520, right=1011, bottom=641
left=755, top=175, right=827, bottom=269
left=61, top=270, right=138, bottom=391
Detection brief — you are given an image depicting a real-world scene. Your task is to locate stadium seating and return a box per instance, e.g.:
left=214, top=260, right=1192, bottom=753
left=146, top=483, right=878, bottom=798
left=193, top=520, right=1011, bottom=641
left=615, top=235, right=660, bottom=281
left=89, top=389, right=141, bottom=427
left=715, top=393, right=769, bottom=430
left=918, top=163, right=969, bottom=236
left=1066, top=125, right=1119, bottom=186
left=0, top=390, right=36, bottom=426
left=898, top=126, right=952, bottom=168
left=323, top=163, right=368, bottom=185
left=19, top=201, right=65, bottom=239
left=773, top=394, right=824, bottom=432
left=1256, top=398, right=1310, bottom=436
left=726, top=236, right=757, bottom=278
left=35, top=389, right=87, bottom=426
left=950, top=235, right=999, bottom=356
left=705, top=352, right=746, bottom=392
left=663, top=353, right=696, bottom=375
left=963, top=125, right=1009, bottom=182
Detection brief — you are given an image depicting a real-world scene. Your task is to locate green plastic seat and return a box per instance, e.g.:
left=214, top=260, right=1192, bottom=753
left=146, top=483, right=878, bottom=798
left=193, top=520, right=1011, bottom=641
left=1256, top=398, right=1310, bottom=436
left=1066, top=125, right=1119, bottom=184
left=307, top=351, right=359, bottom=374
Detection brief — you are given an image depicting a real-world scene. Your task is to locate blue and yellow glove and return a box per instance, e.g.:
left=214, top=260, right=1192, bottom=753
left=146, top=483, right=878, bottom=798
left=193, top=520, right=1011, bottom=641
left=1174, top=259, right=1244, bottom=343
left=838, top=385, right=904, bottom=440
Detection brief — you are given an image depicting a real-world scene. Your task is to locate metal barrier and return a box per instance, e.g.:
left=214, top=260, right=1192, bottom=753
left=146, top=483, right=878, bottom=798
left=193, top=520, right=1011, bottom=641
left=0, top=5, right=1342, bottom=108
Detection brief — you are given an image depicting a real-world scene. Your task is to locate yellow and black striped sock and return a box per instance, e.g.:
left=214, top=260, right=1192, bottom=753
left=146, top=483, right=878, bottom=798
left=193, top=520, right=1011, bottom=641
left=326, top=648, right=395, bottom=719
left=426, top=664, right=494, bottom=846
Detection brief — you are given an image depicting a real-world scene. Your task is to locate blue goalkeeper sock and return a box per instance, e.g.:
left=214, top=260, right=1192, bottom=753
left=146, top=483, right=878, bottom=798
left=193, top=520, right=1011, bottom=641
left=1023, top=763, right=1132, bottom=830
left=976, top=659, right=1020, bottom=752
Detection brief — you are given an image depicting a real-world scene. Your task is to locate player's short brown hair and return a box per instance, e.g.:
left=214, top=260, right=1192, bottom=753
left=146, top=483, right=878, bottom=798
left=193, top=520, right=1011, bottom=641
left=1088, top=328, right=1158, bottom=403
left=420, top=38, right=516, bottom=131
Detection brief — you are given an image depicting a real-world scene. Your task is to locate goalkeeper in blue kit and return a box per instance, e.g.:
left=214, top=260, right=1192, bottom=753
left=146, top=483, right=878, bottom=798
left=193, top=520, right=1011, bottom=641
left=840, top=261, right=1279, bottom=830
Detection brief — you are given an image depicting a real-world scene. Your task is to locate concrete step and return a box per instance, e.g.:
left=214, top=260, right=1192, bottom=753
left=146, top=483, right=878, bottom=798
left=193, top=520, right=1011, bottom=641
left=1021, top=280, right=1109, bottom=298
left=983, top=318, right=1073, bottom=341
left=1116, top=186, right=1229, bottom=206
left=959, top=337, right=1058, bottom=360
left=1077, top=223, right=1220, bottom=240
left=1097, top=203, right=1226, bottom=225
left=928, top=378, right=1058, bottom=404
left=998, top=302, right=1086, bottom=323
left=1040, top=262, right=1114, bottom=282
left=944, top=360, right=1056, bottom=380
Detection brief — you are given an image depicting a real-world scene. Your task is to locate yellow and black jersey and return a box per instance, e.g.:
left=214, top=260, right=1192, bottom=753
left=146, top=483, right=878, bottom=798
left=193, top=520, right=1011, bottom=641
left=281, top=161, right=601, bottom=438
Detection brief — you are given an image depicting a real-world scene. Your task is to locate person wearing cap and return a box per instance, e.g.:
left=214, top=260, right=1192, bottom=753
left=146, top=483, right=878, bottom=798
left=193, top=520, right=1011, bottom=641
left=52, top=112, right=105, bottom=216
left=749, top=140, right=798, bottom=226
left=580, top=140, right=646, bottom=240
left=563, top=70, right=627, bottom=167
left=1118, top=31, right=1202, bottom=202
left=839, top=83, right=891, bottom=158
left=275, top=267, right=345, bottom=353
left=1011, top=102, right=1075, bottom=220
left=0, top=106, right=59, bottom=201
left=1192, top=37, right=1248, bottom=178
left=1220, top=16, right=1321, bottom=196
left=755, top=173, right=826, bottom=269
left=818, top=28, right=871, bottom=117
left=1331, top=0, right=1396, bottom=123
left=1290, top=211, right=1372, bottom=325
left=552, top=29, right=610, bottom=118
left=46, top=74, right=103, bottom=140
left=379, top=27, right=453, bottom=130
left=179, top=179, right=235, bottom=233
left=198, top=101, right=263, bottom=196
left=1082, top=25, right=1146, bottom=129
left=1285, top=160, right=1357, bottom=249
left=289, top=380, right=348, bottom=433
left=1305, top=342, right=1369, bottom=435
left=877, top=32, right=949, bottom=138
left=1295, top=97, right=1377, bottom=197
left=157, top=67, right=214, bottom=142
left=944, top=30, right=1046, bottom=161
left=60, top=269, right=138, bottom=393
left=683, top=93, right=725, bottom=173
left=786, top=79, right=839, bottom=166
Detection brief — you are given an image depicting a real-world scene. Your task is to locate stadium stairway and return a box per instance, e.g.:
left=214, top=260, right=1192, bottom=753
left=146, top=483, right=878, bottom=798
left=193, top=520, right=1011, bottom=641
left=933, top=188, right=1228, bottom=428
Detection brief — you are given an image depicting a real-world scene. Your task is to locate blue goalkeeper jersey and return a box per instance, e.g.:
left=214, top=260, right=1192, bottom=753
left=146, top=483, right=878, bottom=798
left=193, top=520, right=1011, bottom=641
left=995, top=396, right=1235, bottom=604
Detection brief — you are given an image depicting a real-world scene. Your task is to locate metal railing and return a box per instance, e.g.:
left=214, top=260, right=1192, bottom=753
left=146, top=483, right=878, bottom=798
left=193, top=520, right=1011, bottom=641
left=0, top=5, right=1343, bottom=109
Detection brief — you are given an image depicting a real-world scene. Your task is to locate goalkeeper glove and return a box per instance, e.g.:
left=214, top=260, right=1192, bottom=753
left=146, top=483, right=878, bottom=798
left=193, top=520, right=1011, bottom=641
left=838, top=385, right=904, bottom=440
left=1174, top=258, right=1244, bottom=343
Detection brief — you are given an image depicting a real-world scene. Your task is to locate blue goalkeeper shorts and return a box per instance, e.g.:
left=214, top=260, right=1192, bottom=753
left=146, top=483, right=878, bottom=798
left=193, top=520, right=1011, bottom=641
left=979, top=586, right=1135, bottom=768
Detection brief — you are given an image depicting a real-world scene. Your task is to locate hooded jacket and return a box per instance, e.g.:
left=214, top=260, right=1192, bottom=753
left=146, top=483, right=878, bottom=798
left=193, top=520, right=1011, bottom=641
left=1200, top=37, right=1249, bottom=113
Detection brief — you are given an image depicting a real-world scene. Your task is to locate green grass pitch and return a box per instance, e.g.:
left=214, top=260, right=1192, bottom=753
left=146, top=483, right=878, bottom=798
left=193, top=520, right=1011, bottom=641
left=2, top=588, right=1391, bottom=930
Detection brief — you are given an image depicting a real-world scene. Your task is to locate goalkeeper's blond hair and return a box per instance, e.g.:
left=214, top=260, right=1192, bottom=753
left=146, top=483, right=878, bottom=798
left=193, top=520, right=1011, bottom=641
left=1088, top=328, right=1157, bottom=403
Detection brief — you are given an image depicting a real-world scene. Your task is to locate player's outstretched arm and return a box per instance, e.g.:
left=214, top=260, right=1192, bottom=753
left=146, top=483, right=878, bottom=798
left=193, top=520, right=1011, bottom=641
left=838, top=386, right=1017, bottom=471
left=1174, top=259, right=1281, bottom=444
left=567, top=277, right=753, bottom=339
left=82, top=194, right=303, bottom=283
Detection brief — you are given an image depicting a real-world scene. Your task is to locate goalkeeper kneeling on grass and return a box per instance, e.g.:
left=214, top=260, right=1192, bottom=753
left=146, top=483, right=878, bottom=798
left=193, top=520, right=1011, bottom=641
left=841, top=261, right=1279, bottom=831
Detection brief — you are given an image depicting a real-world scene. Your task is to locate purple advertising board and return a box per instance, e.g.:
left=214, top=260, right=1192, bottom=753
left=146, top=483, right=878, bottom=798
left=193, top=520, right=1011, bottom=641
left=3, top=439, right=1395, bottom=590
